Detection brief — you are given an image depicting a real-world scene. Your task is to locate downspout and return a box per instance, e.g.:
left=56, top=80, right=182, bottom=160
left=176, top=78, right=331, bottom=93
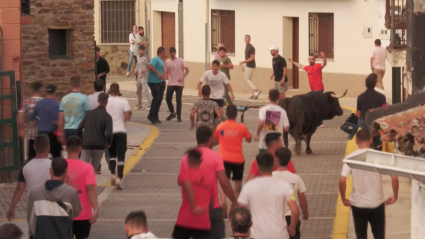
left=145, top=0, right=151, bottom=57
left=390, top=0, right=395, bottom=46
left=205, top=0, right=209, bottom=71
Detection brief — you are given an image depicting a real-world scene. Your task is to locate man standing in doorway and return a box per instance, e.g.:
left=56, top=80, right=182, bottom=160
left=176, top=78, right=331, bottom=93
left=288, top=52, right=327, bottom=93
left=269, top=45, right=288, bottom=100
left=165, top=47, right=189, bottom=122
left=134, top=45, right=152, bottom=111
left=218, top=47, right=234, bottom=105
left=147, top=47, right=165, bottom=124
left=18, top=81, right=44, bottom=160
left=96, top=46, right=110, bottom=88
left=134, top=27, right=149, bottom=58
left=370, top=39, right=387, bottom=90
left=239, top=35, right=261, bottom=100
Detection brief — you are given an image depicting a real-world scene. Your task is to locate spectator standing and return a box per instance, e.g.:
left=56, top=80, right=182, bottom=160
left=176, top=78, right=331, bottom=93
left=65, top=136, right=98, bottom=239
left=127, top=24, right=138, bottom=77
left=190, top=85, right=222, bottom=130
left=27, top=157, right=82, bottom=239
left=370, top=39, right=387, bottom=90
left=228, top=207, right=253, bottom=239
left=239, top=35, right=261, bottom=100
left=173, top=149, right=215, bottom=238
left=58, top=77, right=91, bottom=141
left=18, top=81, right=44, bottom=160
left=178, top=126, right=239, bottom=239
left=165, top=47, right=190, bottom=122
left=246, top=132, right=296, bottom=183
left=254, top=89, right=290, bottom=151
left=134, top=45, right=152, bottom=111
left=78, top=93, right=113, bottom=173
left=273, top=147, right=309, bottom=239
left=7, top=134, right=52, bottom=222
left=125, top=211, right=157, bottom=239
left=339, top=130, right=399, bottom=239
left=217, top=47, right=234, bottom=105
left=214, top=43, right=226, bottom=60
left=147, top=47, right=165, bottom=124
left=0, top=224, right=23, bottom=239
left=32, top=84, right=61, bottom=158
left=288, top=52, right=327, bottom=93
left=106, top=83, right=132, bottom=190
left=88, top=80, right=105, bottom=110
left=214, top=105, right=252, bottom=217
left=269, top=45, right=288, bottom=100
left=238, top=152, right=299, bottom=239
left=134, top=27, right=149, bottom=58
left=96, top=46, right=110, bottom=87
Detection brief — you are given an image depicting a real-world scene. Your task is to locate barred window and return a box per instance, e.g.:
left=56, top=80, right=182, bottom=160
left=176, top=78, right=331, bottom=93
left=21, top=0, right=30, bottom=16
left=211, top=10, right=235, bottom=54
left=309, top=13, right=334, bottom=58
left=101, top=1, right=136, bottom=43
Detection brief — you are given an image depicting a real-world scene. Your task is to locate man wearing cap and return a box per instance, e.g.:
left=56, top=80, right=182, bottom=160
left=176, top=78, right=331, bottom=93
left=370, top=39, right=387, bottom=90
left=269, top=45, right=288, bottom=100
left=32, top=84, right=62, bottom=158
left=164, top=47, right=189, bottom=122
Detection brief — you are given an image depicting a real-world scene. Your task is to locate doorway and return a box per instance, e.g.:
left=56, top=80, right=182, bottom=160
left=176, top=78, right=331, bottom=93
left=161, top=12, right=175, bottom=61
left=282, top=17, right=299, bottom=89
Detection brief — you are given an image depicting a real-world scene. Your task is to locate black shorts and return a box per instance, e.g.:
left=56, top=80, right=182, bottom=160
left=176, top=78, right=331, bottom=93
left=73, top=220, right=91, bottom=239
left=223, top=162, right=245, bottom=181
left=172, top=225, right=210, bottom=239
left=210, top=99, right=225, bottom=107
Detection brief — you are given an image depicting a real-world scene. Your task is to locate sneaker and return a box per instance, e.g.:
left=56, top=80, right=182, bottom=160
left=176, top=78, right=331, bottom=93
left=253, top=90, right=262, bottom=99
left=134, top=104, right=143, bottom=110
left=116, top=178, right=123, bottom=190
left=111, top=175, right=116, bottom=186
left=166, top=113, right=176, bottom=121
left=126, top=72, right=130, bottom=77
left=318, top=123, right=325, bottom=128
left=144, top=106, right=151, bottom=111
left=147, top=115, right=157, bottom=124
left=177, top=117, right=182, bottom=122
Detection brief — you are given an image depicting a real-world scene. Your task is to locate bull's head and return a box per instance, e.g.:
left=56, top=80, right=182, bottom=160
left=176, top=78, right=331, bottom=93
left=324, top=90, right=347, bottom=118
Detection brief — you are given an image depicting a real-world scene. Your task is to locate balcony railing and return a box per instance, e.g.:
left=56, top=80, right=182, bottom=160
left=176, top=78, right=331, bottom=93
left=386, top=0, right=407, bottom=46
left=21, top=0, right=30, bottom=16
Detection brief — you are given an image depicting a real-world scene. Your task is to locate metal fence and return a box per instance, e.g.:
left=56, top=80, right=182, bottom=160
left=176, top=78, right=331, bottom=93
left=100, top=1, right=136, bottom=43
left=21, top=0, right=30, bottom=16
left=211, top=10, right=235, bottom=53
left=386, top=0, right=407, bottom=45
left=309, top=13, right=334, bottom=58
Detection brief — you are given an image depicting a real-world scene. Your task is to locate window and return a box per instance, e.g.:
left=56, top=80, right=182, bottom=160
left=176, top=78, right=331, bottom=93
left=309, top=13, right=334, bottom=58
left=101, top=1, right=136, bottom=43
left=21, top=0, right=30, bottom=16
left=48, top=29, right=72, bottom=59
left=211, top=10, right=235, bottom=53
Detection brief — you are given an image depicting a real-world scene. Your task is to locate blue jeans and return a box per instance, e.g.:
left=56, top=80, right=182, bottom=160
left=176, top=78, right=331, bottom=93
left=127, top=51, right=136, bottom=72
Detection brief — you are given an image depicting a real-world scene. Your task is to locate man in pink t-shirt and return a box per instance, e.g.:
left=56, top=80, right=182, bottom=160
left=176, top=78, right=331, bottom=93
left=178, top=126, right=238, bottom=239
left=164, top=47, right=189, bottom=122
left=65, top=136, right=98, bottom=239
left=288, top=52, right=327, bottom=93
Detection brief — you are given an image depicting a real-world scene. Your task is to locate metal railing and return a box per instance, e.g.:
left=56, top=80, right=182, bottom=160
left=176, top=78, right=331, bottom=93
left=386, top=0, right=407, bottom=45
left=211, top=10, right=235, bottom=53
left=309, top=13, right=334, bottom=58
left=21, top=0, right=30, bottom=16
left=100, top=0, right=136, bottom=43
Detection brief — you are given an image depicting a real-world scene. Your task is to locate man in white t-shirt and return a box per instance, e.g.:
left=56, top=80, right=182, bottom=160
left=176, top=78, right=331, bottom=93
left=197, top=60, right=235, bottom=113
left=370, top=39, right=387, bottom=90
left=339, top=129, right=399, bottom=239
left=238, top=152, right=299, bottom=239
left=273, top=147, right=309, bottom=239
left=254, top=89, right=290, bottom=151
left=106, top=83, right=132, bottom=190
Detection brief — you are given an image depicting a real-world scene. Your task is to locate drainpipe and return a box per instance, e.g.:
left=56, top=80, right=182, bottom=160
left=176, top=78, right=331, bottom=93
left=145, top=0, right=151, bottom=57
left=205, top=0, right=209, bottom=71
left=390, top=0, right=395, bottom=46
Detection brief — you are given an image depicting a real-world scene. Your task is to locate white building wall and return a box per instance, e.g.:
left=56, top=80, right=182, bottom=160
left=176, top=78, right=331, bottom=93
left=412, top=180, right=425, bottom=239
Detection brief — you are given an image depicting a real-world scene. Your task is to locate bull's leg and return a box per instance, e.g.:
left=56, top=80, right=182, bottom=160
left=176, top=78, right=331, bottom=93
left=283, top=132, right=289, bottom=148
left=294, top=135, right=302, bottom=155
left=305, top=132, right=314, bottom=154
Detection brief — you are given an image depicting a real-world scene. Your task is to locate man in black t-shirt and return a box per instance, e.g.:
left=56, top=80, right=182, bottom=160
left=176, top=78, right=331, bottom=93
left=96, top=46, right=110, bottom=90
left=356, top=75, right=387, bottom=150
left=269, top=45, right=288, bottom=100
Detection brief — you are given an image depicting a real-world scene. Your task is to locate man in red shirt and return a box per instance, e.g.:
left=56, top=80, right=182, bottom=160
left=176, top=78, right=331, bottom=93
left=288, top=52, right=327, bottom=93
left=246, top=132, right=296, bottom=183
left=213, top=105, right=252, bottom=217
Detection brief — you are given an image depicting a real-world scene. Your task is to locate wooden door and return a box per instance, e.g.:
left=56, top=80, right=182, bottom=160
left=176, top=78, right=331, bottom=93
left=292, top=17, right=299, bottom=89
left=161, top=12, right=176, bottom=61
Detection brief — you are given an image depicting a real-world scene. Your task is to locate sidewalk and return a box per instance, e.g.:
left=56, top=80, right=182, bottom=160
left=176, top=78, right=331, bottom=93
left=0, top=122, right=151, bottom=237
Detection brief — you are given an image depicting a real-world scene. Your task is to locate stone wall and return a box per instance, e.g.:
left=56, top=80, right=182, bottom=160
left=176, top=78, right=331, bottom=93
left=21, top=0, right=95, bottom=99
left=98, top=44, right=135, bottom=76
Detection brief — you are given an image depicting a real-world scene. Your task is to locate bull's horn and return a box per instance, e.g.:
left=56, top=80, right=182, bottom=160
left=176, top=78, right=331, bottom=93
left=330, top=89, right=348, bottom=99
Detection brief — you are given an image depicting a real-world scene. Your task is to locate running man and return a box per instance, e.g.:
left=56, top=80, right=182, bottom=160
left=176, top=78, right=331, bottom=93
left=106, top=83, right=132, bottom=190
left=197, top=60, right=235, bottom=119
left=134, top=45, right=152, bottom=111
left=165, top=47, right=189, bottom=122
left=213, top=105, right=252, bottom=217
left=58, top=76, right=91, bottom=142
left=217, top=47, right=234, bottom=105
left=190, top=85, right=222, bottom=130
left=239, top=35, right=261, bottom=99
left=288, top=52, right=327, bottom=93
left=269, top=45, right=288, bottom=100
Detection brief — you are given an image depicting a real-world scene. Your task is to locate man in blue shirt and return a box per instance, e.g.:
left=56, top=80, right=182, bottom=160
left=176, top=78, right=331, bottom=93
left=58, top=76, right=91, bottom=142
left=32, top=84, right=62, bottom=158
left=147, top=47, right=165, bottom=124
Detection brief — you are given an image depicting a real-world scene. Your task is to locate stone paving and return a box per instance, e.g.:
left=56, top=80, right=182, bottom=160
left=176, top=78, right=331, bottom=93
left=89, top=85, right=351, bottom=239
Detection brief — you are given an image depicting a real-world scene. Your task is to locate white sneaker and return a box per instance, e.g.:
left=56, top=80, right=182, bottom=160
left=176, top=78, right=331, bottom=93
left=126, top=72, right=130, bottom=77
left=253, top=90, right=262, bottom=99
left=111, top=175, right=116, bottom=186
left=134, top=104, right=143, bottom=110
left=145, top=106, right=151, bottom=111
left=116, top=178, right=123, bottom=190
